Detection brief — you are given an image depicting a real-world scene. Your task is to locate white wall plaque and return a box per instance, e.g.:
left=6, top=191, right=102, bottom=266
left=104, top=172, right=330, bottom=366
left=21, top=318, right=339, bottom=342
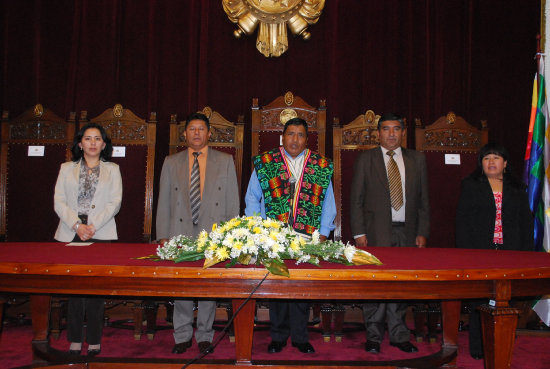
left=444, top=153, right=461, bottom=165
left=28, top=146, right=45, bottom=156
left=112, top=146, right=126, bottom=157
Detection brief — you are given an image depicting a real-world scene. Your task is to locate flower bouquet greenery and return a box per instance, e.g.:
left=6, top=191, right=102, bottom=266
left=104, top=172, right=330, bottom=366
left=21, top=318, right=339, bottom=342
left=155, top=215, right=382, bottom=277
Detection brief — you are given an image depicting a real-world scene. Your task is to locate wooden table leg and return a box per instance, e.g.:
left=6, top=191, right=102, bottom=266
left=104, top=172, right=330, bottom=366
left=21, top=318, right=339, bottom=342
left=477, top=279, right=520, bottom=369
left=30, top=294, right=51, bottom=366
left=232, top=298, right=256, bottom=365
left=440, top=300, right=460, bottom=369
left=478, top=304, right=519, bottom=369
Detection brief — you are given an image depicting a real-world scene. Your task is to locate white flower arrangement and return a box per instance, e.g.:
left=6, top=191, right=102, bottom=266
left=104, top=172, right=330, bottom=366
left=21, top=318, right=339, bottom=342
left=155, top=215, right=382, bottom=277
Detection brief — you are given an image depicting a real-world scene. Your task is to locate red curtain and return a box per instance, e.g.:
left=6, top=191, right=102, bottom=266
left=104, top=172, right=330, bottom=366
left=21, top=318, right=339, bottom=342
left=0, top=0, right=540, bottom=240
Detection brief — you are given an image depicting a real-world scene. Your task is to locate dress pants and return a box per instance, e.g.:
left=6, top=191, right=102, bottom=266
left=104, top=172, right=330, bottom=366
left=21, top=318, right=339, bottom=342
left=67, top=297, right=105, bottom=344
left=269, top=300, right=309, bottom=343
left=467, top=300, right=485, bottom=356
left=67, top=236, right=107, bottom=345
left=362, top=224, right=411, bottom=343
left=173, top=299, right=216, bottom=344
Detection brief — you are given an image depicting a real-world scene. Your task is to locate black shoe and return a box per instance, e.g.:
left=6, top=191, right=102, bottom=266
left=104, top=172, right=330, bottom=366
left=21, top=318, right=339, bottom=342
left=291, top=341, right=315, bottom=353
left=390, top=341, right=419, bottom=353
left=365, top=340, right=380, bottom=353
left=471, top=352, right=484, bottom=360
left=267, top=340, right=286, bottom=353
left=172, top=340, right=192, bottom=354
left=68, top=349, right=81, bottom=356
left=198, top=341, right=213, bottom=354
left=87, top=349, right=101, bottom=357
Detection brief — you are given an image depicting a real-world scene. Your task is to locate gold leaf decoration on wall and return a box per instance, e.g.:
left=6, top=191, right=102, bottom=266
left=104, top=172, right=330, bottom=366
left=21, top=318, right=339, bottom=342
left=222, top=0, right=325, bottom=57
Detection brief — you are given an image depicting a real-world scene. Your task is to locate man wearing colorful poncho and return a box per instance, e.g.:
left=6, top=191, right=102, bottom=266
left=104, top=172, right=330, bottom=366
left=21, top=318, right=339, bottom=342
left=244, top=117, right=336, bottom=354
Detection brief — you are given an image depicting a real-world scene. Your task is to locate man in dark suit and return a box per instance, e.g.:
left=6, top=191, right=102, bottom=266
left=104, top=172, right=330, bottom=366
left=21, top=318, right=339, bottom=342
left=156, top=112, right=240, bottom=354
left=349, top=112, right=430, bottom=354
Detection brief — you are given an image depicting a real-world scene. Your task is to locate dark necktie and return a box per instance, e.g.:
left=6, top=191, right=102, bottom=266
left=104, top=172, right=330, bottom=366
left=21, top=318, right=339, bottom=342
left=190, top=152, right=201, bottom=225
left=387, top=150, right=403, bottom=211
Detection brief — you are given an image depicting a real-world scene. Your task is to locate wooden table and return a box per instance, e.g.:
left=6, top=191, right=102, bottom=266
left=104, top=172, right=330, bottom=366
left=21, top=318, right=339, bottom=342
left=1, top=242, right=550, bottom=369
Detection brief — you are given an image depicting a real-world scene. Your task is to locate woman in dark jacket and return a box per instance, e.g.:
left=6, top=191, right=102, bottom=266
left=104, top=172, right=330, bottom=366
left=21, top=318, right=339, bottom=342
left=456, top=143, right=534, bottom=359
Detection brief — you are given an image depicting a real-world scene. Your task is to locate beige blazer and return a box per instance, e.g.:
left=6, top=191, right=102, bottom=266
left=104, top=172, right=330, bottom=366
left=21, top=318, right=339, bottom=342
left=54, top=160, right=123, bottom=242
left=156, top=148, right=240, bottom=240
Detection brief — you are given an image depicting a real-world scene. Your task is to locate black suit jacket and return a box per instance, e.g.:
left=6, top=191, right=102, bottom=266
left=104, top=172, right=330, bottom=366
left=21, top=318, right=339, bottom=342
left=455, top=176, right=534, bottom=251
left=349, top=147, right=430, bottom=247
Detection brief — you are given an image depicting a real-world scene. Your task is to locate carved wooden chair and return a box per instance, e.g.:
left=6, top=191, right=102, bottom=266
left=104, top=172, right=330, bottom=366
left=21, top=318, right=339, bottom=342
left=82, top=104, right=157, bottom=340
left=414, top=111, right=488, bottom=342
left=0, top=105, right=75, bottom=336
left=251, top=91, right=326, bottom=157
left=170, top=106, right=244, bottom=192
left=415, top=111, right=488, bottom=248
left=169, top=106, right=244, bottom=341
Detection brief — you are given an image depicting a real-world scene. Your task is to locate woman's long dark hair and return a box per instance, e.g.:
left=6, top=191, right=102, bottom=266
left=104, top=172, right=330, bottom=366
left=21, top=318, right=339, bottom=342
left=71, top=123, right=113, bottom=162
left=469, top=143, right=524, bottom=189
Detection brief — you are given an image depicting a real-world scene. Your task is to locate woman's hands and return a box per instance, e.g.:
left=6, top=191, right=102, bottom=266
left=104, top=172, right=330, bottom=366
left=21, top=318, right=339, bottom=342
left=75, top=223, right=96, bottom=241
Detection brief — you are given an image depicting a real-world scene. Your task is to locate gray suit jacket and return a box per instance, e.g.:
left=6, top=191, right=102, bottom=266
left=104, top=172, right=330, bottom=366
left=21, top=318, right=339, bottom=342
left=156, top=148, right=240, bottom=239
left=349, top=147, right=430, bottom=247
left=54, top=160, right=123, bottom=242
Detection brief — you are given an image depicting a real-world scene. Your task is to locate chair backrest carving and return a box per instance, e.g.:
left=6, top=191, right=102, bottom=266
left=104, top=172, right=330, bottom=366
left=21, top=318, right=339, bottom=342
left=0, top=105, right=75, bottom=241
left=251, top=91, right=326, bottom=157
left=82, top=104, right=156, bottom=243
left=169, top=107, right=244, bottom=192
left=415, top=112, right=488, bottom=248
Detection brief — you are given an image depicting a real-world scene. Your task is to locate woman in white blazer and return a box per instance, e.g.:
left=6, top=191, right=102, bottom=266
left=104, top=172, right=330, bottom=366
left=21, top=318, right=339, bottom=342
left=54, top=123, right=122, bottom=357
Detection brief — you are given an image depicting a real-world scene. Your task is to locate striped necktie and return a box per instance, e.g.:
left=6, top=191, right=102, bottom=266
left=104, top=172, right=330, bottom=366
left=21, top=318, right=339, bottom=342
left=386, top=150, right=403, bottom=211
left=190, top=152, right=201, bottom=225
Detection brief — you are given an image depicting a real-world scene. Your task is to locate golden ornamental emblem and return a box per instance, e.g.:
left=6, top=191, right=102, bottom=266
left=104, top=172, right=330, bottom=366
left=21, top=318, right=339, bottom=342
left=280, top=108, right=298, bottom=125
left=222, top=0, right=325, bottom=57
left=33, top=104, right=44, bottom=118
left=113, top=104, right=124, bottom=118
left=201, top=106, right=213, bottom=119
left=284, top=91, right=294, bottom=105
left=446, top=111, right=456, bottom=125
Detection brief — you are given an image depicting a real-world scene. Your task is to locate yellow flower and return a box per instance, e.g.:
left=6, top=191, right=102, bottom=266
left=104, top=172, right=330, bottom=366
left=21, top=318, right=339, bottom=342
left=269, top=230, right=280, bottom=240
left=271, top=242, right=282, bottom=254
left=196, top=231, right=208, bottom=251
left=290, top=239, right=300, bottom=252
left=208, top=241, right=217, bottom=251
left=233, top=241, right=243, bottom=250
left=215, top=246, right=230, bottom=260
left=253, top=226, right=262, bottom=234
left=212, top=223, right=217, bottom=231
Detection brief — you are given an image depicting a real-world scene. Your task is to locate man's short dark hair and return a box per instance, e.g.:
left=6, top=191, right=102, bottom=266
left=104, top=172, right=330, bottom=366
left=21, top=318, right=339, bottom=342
left=283, top=117, right=308, bottom=135
left=377, top=112, right=405, bottom=130
left=185, top=112, right=210, bottom=130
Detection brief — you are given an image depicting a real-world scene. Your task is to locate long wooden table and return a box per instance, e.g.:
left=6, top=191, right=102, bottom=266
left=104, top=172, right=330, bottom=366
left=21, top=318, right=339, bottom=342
left=1, top=242, right=550, bottom=369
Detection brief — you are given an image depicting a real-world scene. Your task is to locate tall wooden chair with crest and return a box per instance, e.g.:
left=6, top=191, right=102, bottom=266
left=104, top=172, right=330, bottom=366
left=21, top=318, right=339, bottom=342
left=414, top=111, right=488, bottom=342
left=0, top=104, right=75, bottom=336
left=251, top=91, right=326, bottom=158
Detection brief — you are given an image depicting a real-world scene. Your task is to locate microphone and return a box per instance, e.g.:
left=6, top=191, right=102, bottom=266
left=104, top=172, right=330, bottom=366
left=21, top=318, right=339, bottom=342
left=288, top=177, right=296, bottom=227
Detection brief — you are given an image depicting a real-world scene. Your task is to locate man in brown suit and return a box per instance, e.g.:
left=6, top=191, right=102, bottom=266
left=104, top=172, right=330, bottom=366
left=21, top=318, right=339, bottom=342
left=349, top=112, right=430, bottom=354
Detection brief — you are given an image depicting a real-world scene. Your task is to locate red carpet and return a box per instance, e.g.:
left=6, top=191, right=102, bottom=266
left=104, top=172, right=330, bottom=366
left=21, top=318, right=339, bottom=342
left=1, top=321, right=549, bottom=369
